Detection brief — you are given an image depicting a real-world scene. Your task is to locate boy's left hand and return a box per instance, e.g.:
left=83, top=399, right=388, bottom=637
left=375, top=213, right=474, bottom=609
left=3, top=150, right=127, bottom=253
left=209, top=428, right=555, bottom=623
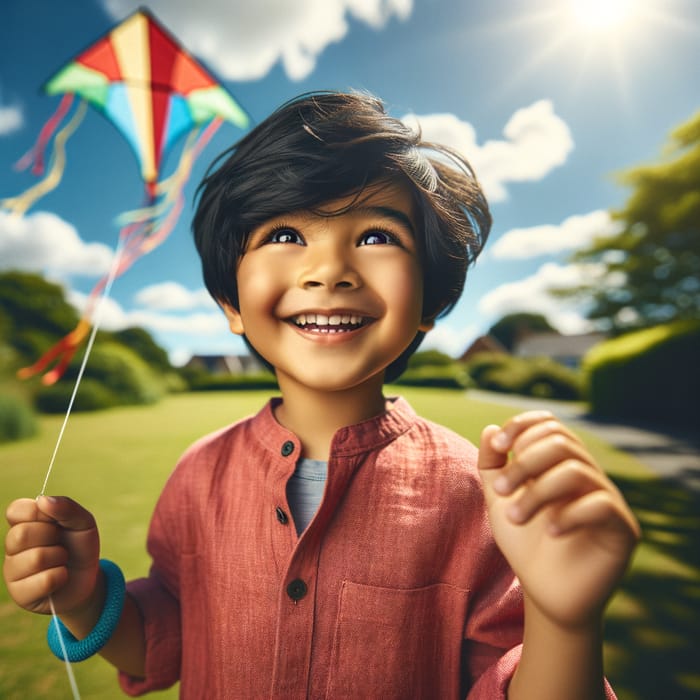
left=478, top=411, right=640, bottom=629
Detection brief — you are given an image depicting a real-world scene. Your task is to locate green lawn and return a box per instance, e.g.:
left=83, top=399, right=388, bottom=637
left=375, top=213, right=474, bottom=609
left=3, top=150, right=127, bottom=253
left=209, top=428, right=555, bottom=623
left=1, top=389, right=697, bottom=699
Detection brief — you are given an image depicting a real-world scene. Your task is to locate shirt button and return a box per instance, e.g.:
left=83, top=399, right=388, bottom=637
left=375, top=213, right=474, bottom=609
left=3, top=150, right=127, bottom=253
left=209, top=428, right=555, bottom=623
left=281, top=441, right=295, bottom=457
left=287, top=579, right=308, bottom=602
left=275, top=506, right=289, bottom=525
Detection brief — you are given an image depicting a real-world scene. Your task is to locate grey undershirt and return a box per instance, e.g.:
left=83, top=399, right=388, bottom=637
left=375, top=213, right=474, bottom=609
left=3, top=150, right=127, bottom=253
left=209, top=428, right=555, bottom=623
left=286, top=458, right=328, bottom=534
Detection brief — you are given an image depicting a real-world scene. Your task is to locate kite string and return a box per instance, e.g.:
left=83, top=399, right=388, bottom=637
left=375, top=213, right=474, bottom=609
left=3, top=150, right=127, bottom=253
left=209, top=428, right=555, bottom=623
left=39, top=236, right=125, bottom=496
left=38, top=239, right=125, bottom=700
left=49, top=596, right=81, bottom=700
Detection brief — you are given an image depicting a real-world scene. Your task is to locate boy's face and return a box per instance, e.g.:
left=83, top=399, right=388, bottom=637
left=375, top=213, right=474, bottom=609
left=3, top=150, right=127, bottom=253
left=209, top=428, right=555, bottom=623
left=222, top=182, right=433, bottom=395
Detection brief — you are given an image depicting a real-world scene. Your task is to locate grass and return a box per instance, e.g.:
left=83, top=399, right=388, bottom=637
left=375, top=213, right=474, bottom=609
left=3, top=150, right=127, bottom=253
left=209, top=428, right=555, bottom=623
left=1, top=388, right=697, bottom=699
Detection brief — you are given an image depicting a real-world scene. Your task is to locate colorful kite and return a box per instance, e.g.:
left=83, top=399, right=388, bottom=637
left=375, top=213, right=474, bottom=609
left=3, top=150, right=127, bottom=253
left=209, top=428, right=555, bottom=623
left=2, top=9, right=250, bottom=384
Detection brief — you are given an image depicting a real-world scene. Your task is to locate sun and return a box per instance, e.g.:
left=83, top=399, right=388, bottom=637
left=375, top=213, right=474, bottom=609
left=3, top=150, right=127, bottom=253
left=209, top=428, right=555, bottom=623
left=568, top=0, right=635, bottom=31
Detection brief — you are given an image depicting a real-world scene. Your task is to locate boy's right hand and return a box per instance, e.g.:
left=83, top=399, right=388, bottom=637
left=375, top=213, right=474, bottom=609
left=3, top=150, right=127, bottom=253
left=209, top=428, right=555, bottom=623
left=4, top=496, right=100, bottom=617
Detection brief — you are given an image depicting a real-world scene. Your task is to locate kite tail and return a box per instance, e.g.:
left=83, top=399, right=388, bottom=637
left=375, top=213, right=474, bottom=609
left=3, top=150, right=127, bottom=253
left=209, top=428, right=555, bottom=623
left=14, top=94, right=75, bottom=175
left=1, top=99, right=87, bottom=217
left=17, top=320, right=90, bottom=385
left=17, top=119, right=223, bottom=385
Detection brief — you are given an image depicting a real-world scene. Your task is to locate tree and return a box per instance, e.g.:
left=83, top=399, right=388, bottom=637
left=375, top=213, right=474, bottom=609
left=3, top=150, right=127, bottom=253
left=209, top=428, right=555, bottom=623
left=111, top=327, right=172, bottom=371
left=0, top=270, right=172, bottom=373
left=0, top=271, right=79, bottom=338
left=488, top=313, right=556, bottom=352
left=555, top=109, right=700, bottom=334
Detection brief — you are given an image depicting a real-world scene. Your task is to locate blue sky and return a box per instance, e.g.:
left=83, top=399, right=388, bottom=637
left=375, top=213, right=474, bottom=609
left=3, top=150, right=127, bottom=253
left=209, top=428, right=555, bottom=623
left=1, top=0, right=698, bottom=365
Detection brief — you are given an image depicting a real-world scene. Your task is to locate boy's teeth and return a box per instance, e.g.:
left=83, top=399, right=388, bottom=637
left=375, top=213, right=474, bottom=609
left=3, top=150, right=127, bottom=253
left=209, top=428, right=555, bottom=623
left=293, top=314, right=364, bottom=327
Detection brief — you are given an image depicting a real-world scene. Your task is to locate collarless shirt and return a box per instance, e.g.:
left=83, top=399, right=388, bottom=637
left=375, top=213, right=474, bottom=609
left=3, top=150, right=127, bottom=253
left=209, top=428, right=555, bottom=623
left=119, top=396, right=614, bottom=699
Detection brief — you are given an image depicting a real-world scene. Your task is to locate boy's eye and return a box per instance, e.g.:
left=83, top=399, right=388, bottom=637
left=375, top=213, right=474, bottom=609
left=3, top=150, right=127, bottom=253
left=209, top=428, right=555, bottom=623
left=267, top=227, right=304, bottom=245
left=359, top=229, right=398, bottom=246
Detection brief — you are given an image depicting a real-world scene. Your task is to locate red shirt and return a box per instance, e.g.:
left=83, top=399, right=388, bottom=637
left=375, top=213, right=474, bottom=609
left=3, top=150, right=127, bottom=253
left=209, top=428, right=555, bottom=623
left=118, top=397, right=611, bottom=698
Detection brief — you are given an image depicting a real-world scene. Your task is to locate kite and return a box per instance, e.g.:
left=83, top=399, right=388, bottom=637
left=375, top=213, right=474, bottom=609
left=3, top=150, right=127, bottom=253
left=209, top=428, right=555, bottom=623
left=2, top=8, right=250, bottom=384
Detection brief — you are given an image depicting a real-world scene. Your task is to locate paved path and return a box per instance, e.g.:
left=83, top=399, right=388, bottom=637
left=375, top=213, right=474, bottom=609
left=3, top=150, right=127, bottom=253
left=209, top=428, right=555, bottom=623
left=468, top=390, right=700, bottom=490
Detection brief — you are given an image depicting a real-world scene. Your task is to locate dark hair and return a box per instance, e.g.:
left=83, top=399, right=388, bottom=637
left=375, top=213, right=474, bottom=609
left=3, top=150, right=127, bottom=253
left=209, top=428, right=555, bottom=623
left=193, top=91, right=491, bottom=382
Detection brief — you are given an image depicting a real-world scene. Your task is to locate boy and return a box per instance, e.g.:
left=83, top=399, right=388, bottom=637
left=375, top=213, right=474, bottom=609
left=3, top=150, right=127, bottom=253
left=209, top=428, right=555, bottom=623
left=4, top=92, right=639, bottom=698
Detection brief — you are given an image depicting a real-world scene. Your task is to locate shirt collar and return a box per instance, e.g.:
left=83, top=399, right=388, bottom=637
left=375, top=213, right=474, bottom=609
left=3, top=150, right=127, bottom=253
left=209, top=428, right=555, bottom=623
left=250, top=396, right=417, bottom=459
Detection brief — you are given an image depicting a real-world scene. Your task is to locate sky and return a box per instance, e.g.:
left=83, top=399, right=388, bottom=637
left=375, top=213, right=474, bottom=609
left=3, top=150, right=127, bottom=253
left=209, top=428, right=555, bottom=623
left=1, top=0, right=698, bottom=366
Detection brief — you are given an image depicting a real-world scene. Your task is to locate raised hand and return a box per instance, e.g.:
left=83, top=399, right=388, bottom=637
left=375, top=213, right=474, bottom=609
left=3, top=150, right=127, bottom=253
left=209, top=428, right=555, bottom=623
left=4, top=496, right=101, bottom=617
left=478, top=411, right=640, bottom=629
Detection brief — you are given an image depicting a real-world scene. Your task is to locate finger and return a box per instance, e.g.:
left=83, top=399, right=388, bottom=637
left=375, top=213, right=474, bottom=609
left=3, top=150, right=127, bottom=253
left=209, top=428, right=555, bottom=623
left=478, top=424, right=509, bottom=471
left=4, top=566, right=68, bottom=613
left=510, top=418, right=583, bottom=456
left=490, top=410, right=555, bottom=452
left=495, top=434, right=597, bottom=495
left=5, top=521, right=62, bottom=556
left=6, top=498, right=56, bottom=527
left=4, top=545, right=69, bottom=584
left=507, top=460, right=607, bottom=524
left=34, top=496, right=96, bottom=532
left=550, top=491, right=642, bottom=542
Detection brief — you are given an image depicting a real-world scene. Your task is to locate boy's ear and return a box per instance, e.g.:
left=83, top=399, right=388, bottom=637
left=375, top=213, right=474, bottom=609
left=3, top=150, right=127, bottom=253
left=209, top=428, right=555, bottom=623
left=419, top=301, right=447, bottom=333
left=220, top=302, right=245, bottom=336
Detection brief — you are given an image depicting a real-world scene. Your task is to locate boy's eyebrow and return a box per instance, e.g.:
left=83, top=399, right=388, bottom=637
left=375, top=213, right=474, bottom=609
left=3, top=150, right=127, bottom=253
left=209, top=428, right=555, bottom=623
left=350, top=205, right=416, bottom=237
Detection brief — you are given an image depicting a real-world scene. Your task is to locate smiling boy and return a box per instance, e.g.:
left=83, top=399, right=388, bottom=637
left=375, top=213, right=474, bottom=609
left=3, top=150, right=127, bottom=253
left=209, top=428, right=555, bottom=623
left=4, top=92, right=639, bottom=698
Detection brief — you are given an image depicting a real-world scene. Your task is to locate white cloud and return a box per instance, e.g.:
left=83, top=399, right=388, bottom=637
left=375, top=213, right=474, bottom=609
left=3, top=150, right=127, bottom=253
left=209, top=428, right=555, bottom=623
left=103, top=0, right=412, bottom=81
left=478, top=262, right=606, bottom=334
left=421, top=322, right=479, bottom=358
left=0, top=210, right=114, bottom=277
left=69, top=288, right=230, bottom=335
left=490, top=210, right=621, bottom=259
left=0, top=104, right=22, bottom=135
left=134, top=281, right=217, bottom=311
left=402, top=100, right=574, bottom=201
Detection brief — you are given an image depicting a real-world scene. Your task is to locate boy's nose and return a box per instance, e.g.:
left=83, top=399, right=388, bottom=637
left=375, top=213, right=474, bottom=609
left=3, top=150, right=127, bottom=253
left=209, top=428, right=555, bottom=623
left=298, top=249, right=361, bottom=290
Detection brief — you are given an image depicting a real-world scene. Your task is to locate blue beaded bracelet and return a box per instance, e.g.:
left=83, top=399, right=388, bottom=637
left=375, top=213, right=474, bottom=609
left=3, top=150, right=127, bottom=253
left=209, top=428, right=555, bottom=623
left=47, top=559, right=126, bottom=662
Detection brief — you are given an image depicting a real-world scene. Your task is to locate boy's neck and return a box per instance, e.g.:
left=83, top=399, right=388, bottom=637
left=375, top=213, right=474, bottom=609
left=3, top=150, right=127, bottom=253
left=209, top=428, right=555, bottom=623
left=273, top=375, right=387, bottom=460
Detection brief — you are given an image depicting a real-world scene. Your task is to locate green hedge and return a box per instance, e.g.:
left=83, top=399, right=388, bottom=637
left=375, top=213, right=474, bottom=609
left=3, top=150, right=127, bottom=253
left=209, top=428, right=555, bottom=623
left=583, top=320, right=700, bottom=427
left=34, top=343, right=165, bottom=413
left=35, top=378, right=118, bottom=414
left=394, top=364, right=470, bottom=390
left=0, top=394, right=38, bottom=443
left=186, top=372, right=280, bottom=392
left=464, top=353, right=583, bottom=400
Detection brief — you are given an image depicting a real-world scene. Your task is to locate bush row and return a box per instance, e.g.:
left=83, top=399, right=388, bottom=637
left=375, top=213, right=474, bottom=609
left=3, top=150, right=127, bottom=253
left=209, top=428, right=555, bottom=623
left=583, top=320, right=700, bottom=428
left=34, top=343, right=178, bottom=414
left=464, top=353, right=583, bottom=400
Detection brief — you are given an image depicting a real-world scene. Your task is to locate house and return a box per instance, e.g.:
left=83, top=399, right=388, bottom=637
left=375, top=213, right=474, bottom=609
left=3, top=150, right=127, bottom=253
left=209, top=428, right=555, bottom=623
left=512, top=332, right=606, bottom=368
left=184, top=354, right=265, bottom=375
left=458, top=334, right=509, bottom=363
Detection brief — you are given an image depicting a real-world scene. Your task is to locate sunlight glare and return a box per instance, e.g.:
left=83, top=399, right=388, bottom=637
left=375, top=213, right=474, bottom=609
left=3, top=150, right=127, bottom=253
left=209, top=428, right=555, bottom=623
left=569, top=0, right=634, bottom=31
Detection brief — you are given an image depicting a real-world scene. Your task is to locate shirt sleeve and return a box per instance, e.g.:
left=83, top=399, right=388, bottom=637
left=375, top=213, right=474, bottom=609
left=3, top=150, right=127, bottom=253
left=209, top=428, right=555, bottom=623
left=118, top=573, right=182, bottom=695
left=117, top=463, right=187, bottom=696
left=461, top=530, right=617, bottom=699
left=462, top=529, right=524, bottom=699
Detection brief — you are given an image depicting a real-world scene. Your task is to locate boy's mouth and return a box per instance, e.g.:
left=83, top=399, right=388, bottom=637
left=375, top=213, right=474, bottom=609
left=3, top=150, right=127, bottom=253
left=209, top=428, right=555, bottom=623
left=289, top=312, right=371, bottom=334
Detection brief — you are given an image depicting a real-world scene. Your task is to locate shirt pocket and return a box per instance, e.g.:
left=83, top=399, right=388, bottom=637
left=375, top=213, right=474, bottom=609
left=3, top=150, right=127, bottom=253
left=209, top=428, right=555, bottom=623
left=326, top=580, right=470, bottom=700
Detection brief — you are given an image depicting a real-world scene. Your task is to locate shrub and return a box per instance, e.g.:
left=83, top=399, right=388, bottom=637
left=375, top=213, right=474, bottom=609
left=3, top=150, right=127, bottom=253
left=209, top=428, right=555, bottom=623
left=583, top=320, right=700, bottom=428
left=407, top=350, right=456, bottom=368
left=75, top=342, right=164, bottom=405
left=35, top=378, right=117, bottom=414
left=394, top=363, right=470, bottom=390
left=34, top=343, right=165, bottom=413
left=464, top=352, right=583, bottom=400
left=0, top=394, right=39, bottom=443
left=187, top=372, right=279, bottom=392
